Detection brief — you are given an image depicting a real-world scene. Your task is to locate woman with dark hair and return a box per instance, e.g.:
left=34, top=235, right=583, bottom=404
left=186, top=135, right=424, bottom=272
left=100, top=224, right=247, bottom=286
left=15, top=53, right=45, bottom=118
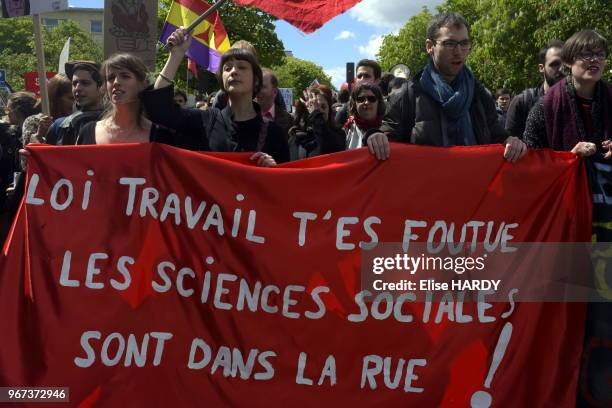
left=142, top=27, right=288, bottom=166
left=76, top=53, right=173, bottom=145
left=524, top=29, right=611, bottom=212
left=47, top=74, right=74, bottom=119
left=524, top=30, right=610, bottom=155
left=1, top=91, right=38, bottom=230
left=288, top=84, right=345, bottom=161
left=5, top=92, right=38, bottom=131
left=344, top=82, right=385, bottom=150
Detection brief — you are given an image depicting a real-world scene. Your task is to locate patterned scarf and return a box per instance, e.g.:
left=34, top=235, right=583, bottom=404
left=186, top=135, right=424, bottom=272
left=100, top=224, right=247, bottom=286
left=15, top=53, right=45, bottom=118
left=544, top=78, right=612, bottom=150
left=419, top=59, right=475, bottom=146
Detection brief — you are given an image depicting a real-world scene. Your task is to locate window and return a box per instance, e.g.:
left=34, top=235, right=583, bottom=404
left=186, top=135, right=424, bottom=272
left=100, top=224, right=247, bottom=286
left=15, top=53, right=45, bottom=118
left=90, top=20, right=102, bottom=34
left=43, top=18, right=62, bottom=28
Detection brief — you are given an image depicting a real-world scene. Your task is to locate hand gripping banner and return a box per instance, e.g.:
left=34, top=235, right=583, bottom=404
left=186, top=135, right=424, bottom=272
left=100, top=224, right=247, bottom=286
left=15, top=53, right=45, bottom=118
left=0, top=144, right=591, bottom=406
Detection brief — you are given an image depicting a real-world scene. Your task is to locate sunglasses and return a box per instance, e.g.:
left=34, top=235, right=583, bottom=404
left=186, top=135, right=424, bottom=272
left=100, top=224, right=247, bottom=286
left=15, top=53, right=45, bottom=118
left=356, top=95, right=377, bottom=103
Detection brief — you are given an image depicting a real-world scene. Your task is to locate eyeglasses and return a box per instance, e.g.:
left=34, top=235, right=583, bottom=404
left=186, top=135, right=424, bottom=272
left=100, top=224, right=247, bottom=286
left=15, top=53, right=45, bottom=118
left=356, top=95, right=377, bottom=103
left=433, top=39, right=472, bottom=51
left=577, top=51, right=606, bottom=62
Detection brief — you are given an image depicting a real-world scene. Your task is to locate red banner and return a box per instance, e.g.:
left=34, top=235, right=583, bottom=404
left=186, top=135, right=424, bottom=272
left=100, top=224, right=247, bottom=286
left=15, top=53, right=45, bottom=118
left=23, top=71, right=56, bottom=97
left=0, top=144, right=590, bottom=406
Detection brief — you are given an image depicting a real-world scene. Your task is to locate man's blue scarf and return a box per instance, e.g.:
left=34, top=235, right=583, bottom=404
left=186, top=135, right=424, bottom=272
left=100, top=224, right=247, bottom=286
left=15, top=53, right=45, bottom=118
left=419, top=59, right=476, bottom=146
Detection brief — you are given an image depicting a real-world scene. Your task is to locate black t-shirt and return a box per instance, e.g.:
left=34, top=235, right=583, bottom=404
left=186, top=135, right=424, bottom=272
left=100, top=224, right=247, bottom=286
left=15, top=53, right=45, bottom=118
left=234, top=117, right=263, bottom=152
left=233, top=116, right=290, bottom=163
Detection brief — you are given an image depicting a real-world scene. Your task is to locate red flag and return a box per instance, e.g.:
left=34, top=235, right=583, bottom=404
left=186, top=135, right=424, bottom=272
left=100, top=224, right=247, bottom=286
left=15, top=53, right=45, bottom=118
left=232, top=0, right=363, bottom=33
left=188, top=58, right=199, bottom=79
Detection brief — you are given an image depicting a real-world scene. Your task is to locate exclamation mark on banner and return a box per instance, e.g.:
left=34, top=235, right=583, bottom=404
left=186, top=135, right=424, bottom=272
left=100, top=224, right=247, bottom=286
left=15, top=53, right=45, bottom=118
left=470, top=322, right=514, bottom=408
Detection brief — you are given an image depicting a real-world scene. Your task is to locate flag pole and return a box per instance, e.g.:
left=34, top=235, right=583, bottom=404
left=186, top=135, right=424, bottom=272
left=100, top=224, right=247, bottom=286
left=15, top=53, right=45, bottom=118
left=157, top=0, right=229, bottom=51
left=32, top=14, right=50, bottom=115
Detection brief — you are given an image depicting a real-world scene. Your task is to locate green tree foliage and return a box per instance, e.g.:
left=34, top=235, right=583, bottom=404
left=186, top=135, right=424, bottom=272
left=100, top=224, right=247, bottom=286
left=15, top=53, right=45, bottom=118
left=534, top=0, right=610, bottom=45
left=464, top=0, right=542, bottom=91
left=40, top=21, right=103, bottom=72
left=470, top=0, right=611, bottom=91
left=156, top=0, right=285, bottom=95
left=377, top=7, right=431, bottom=74
left=377, top=0, right=611, bottom=92
left=436, top=0, right=479, bottom=27
left=0, top=51, right=36, bottom=91
left=534, top=0, right=610, bottom=83
left=218, top=2, right=285, bottom=68
left=0, top=17, right=102, bottom=91
left=0, top=16, right=32, bottom=55
left=272, top=56, right=332, bottom=97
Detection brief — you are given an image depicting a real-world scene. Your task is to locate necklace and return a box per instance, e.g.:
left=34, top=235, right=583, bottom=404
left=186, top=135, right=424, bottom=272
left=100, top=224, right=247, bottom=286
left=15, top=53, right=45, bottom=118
left=103, top=118, right=138, bottom=132
left=102, top=118, right=147, bottom=139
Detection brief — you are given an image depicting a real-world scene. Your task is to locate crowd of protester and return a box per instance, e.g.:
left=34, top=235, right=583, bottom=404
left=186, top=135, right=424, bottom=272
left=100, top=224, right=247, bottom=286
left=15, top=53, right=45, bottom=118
left=0, top=13, right=607, bottom=231
left=0, top=10, right=609, bottom=406
left=0, top=13, right=606, bottom=218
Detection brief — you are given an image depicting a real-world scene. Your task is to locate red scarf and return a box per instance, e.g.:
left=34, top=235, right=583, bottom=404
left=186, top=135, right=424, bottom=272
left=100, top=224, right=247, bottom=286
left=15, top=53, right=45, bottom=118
left=343, top=115, right=383, bottom=131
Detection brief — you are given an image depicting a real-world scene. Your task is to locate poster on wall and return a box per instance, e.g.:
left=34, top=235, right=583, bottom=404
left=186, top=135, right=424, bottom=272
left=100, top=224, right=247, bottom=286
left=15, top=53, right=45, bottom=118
left=1, top=0, right=68, bottom=18
left=103, top=0, right=158, bottom=70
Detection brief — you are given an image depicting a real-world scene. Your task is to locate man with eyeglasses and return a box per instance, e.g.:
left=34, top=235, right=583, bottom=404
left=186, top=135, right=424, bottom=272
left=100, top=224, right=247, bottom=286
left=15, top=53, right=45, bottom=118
left=505, top=40, right=564, bottom=139
left=366, top=12, right=526, bottom=162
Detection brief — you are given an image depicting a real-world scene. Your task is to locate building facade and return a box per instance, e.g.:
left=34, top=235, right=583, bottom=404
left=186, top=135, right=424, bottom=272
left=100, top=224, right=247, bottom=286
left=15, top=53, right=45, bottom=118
left=41, top=7, right=103, bottom=46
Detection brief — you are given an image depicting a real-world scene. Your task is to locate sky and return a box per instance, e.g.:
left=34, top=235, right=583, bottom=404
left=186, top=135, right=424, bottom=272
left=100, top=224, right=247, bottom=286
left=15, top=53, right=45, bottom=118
left=70, top=0, right=444, bottom=88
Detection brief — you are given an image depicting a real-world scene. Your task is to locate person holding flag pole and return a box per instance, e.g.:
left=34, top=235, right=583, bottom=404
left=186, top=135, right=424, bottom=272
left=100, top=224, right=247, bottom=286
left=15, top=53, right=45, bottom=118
left=142, top=23, right=289, bottom=165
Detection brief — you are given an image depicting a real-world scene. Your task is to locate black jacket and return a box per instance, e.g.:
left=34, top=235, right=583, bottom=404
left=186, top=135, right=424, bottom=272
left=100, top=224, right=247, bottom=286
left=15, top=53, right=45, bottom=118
left=288, top=110, right=345, bottom=161
left=379, top=71, right=508, bottom=146
left=54, top=109, right=104, bottom=145
left=505, top=84, right=543, bottom=138
left=0, top=123, right=20, bottom=211
left=141, top=85, right=289, bottom=163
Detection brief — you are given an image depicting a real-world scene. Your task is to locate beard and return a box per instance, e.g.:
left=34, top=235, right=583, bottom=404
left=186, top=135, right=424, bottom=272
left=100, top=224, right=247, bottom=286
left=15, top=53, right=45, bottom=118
left=544, top=70, right=563, bottom=87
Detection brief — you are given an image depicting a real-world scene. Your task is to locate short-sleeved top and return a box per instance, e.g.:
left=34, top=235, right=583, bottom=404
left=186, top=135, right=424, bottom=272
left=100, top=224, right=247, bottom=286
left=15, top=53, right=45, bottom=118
left=76, top=121, right=175, bottom=145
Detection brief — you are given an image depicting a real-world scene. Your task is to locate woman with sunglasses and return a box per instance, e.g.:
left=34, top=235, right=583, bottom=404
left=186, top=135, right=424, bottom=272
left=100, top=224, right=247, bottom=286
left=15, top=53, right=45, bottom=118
left=344, top=82, right=386, bottom=149
left=288, top=84, right=345, bottom=161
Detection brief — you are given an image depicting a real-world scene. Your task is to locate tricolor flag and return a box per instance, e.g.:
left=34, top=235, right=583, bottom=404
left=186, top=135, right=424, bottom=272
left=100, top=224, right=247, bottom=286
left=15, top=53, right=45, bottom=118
left=160, top=0, right=231, bottom=73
